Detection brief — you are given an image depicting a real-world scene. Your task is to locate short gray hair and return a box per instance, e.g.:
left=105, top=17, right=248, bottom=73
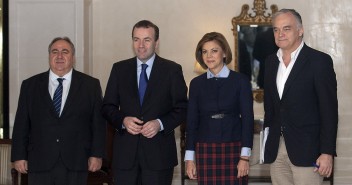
left=48, top=37, right=75, bottom=55
left=272, top=9, right=303, bottom=29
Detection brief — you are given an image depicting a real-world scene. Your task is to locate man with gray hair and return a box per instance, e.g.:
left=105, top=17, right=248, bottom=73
left=11, top=37, right=106, bottom=185
left=263, top=9, right=338, bottom=185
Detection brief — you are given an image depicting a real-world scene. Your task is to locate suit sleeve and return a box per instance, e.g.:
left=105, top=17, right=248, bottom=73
left=11, top=80, right=30, bottom=162
left=101, top=64, right=125, bottom=130
left=90, top=79, right=107, bottom=158
left=263, top=57, right=275, bottom=128
left=185, top=79, right=199, bottom=151
left=239, top=75, right=254, bottom=148
left=159, top=64, right=188, bottom=134
left=314, top=54, right=338, bottom=156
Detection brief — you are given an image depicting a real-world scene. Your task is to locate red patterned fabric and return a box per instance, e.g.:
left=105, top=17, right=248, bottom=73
left=196, top=142, right=248, bottom=185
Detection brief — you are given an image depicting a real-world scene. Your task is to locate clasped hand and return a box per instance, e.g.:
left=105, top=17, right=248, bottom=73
left=123, top=117, right=160, bottom=138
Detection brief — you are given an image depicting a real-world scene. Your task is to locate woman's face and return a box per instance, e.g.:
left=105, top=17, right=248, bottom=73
left=202, top=40, right=226, bottom=75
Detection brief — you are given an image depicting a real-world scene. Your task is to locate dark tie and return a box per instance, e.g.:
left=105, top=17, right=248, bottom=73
left=53, top=78, right=64, bottom=116
left=139, top=64, right=148, bottom=105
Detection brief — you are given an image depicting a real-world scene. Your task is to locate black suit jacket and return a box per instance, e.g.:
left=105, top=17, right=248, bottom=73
left=102, top=55, right=188, bottom=170
left=11, top=70, right=106, bottom=172
left=263, top=44, right=338, bottom=166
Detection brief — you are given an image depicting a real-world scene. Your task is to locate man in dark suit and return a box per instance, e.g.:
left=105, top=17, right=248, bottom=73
left=101, top=20, right=188, bottom=185
left=11, top=37, right=106, bottom=185
left=263, top=9, right=338, bottom=185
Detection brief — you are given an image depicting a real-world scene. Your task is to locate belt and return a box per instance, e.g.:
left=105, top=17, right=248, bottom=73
left=211, top=113, right=225, bottom=119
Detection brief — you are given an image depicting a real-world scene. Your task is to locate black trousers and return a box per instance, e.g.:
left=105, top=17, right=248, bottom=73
left=114, top=141, right=174, bottom=185
left=28, top=157, right=88, bottom=185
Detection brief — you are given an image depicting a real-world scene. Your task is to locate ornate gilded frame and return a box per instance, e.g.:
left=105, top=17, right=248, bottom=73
left=231, top=0, right=278, bottom=103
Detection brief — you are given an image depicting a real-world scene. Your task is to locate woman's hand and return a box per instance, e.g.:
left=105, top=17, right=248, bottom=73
left=237, top=157, right=250, bottom=178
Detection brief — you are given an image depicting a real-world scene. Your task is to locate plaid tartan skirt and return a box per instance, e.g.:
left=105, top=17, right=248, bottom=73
left=196, top=142, right=248, bottom=185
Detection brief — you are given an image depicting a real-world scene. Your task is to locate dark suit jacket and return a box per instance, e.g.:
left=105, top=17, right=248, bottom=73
left=11, top=70, right=106, bottom=172
left=102, top=55, right=188, bottom=170
left=263, top=44, right=338, bottom=166
left=185, top=71, right=254, bottom=151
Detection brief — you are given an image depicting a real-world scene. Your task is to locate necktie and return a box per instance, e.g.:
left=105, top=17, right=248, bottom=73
left=53, top=78, right=64, bottom=116
left=139, top=64, right=148, bottom=105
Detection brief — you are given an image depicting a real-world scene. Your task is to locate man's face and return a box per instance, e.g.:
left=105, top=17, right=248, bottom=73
left=272, top=12, right=304, bottom=53
left=132, top=27, right=159, bottom=62
left=49, top=40, right=74, bottom=76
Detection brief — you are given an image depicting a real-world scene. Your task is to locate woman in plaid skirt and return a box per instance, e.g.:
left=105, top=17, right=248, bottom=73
left=185, top=32, right=254, bottom=185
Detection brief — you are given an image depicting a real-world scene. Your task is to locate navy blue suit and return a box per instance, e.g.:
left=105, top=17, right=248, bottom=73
left=186, top=71, right=254, bottom=151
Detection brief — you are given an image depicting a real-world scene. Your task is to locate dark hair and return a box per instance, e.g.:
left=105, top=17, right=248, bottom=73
left=195, top=32, right=232, bottom=69
left=48, top=37, right=75, bottom=55
left=132, top=20, right=159, bottom=41
left=272, top=9, right=303, bottom=28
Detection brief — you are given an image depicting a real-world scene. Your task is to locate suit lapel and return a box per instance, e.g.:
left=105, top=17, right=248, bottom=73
left=268, top=57, right=281, bottom=103
left=39, top=71, right=66, bottom=118
left=119, top=58, right=140, bottom=109
left=141, top=55, right=163, bottom=109
left=281, top=45, right=309, bottom=99
left=128, top=58, right=140, bottom=107
left=61, top=70, right=82, bottom=117
left=39, top=71, right=58, bottom=117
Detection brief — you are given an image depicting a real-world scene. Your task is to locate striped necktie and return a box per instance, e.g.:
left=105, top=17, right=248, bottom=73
left=53, top=78, right=64, bottom=116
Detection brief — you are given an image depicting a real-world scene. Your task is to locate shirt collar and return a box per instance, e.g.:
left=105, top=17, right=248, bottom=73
left=49, top=68, right=73, bottom=82
left=137, top=53, right=156, bottom=68
left=276, top=41, right=304, bottom=62
left=207, top=64, right=230, bottom=79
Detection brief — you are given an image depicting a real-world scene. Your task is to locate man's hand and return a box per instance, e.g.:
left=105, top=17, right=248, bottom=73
left=123, top=116, right=143, bottom=135
left=314, top=154, right=333, bottom=177
left=88, top=157, right=102, bottom=172
left=186, top=160, right=197, bottom=179
left=14, top=160, right=28, bottom=174
left=237, top=157, right=250, bottom=178
left=141, top=119, right=160, bottom=138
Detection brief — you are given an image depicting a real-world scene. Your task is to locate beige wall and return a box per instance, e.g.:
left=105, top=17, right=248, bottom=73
left=92, top=0, right=352, bottom=184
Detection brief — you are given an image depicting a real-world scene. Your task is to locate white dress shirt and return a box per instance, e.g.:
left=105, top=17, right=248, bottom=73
left=276, top=41, right=304, bottom=99
left=49, top=69, right=73, bottom=116
left=135, top=54, right=164, bottom=131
